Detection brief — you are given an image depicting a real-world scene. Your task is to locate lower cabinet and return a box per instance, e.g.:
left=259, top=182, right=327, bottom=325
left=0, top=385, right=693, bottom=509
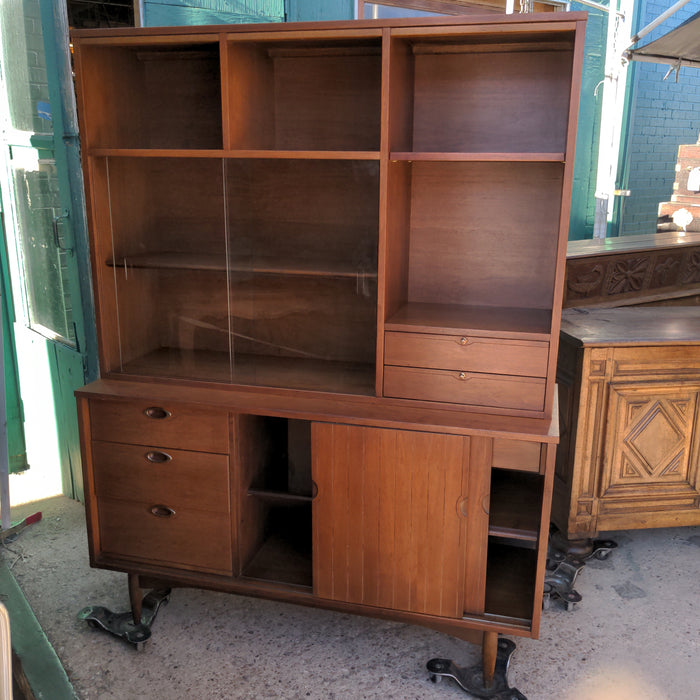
left=78, top=386, right=555, bottom=645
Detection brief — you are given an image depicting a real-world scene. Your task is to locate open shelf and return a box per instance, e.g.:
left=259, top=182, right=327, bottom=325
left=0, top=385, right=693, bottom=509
left=385, top=303, right=551, bottom=340
left=389, top=33, right=575, bottom=155
left=390, top=152, right=565, bottom=162
left=226, top=36, right=382, bottom=151
left=241, top=506, right=313, bottom=588
left=78, top=41, right=222, bottom=150
left=238, top=417, right=313, bottom=587
left=484, top=542, right=537, bottom=621
left=489, top=469, right=543, bottom=544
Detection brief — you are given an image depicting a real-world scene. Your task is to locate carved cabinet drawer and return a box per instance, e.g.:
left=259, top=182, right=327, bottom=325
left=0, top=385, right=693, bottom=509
left=383, top=365, right=546, bottom=411
left=384, top=331, right=549, bottom=377
left=89, top=399, right=229, bottom=453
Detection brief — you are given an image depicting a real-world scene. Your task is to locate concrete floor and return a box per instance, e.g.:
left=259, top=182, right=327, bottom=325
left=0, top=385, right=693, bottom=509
left=3, top=495, right=699, bottom=700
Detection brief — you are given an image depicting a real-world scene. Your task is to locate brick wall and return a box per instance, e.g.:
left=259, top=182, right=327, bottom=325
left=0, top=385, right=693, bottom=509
left=619, top=0, right=700, bottom=236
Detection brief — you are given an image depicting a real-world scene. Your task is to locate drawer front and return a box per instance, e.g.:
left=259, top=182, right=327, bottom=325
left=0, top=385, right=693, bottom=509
left=492, top=439, right=542, bottom=473
left=98, top=498, right=232, bottom=574
left=89, top=399, right=229, bottom=453
left=383, top=366, right=546, bottom=412
left=92, top=441, right=230, bottom=513
left=384, top=331, right=549, bottom=377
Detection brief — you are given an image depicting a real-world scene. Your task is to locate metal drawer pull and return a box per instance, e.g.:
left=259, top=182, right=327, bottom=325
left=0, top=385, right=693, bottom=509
left=150, top=505, right=175, bottom=518
left=144, top=406, right=171, bottom=420
left=459, top=337, right=468, bottom=345
left=458, top=372, right=467, bottom=380
left=146, top=451, right=172, bottom=464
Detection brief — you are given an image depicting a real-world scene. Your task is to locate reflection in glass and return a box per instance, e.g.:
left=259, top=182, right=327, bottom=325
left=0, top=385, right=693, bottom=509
left=10, top=148, right=75, bottom=345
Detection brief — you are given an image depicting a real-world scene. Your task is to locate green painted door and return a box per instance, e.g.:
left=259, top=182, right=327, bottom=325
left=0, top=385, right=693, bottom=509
left=0, top=0, right=96, bottom=500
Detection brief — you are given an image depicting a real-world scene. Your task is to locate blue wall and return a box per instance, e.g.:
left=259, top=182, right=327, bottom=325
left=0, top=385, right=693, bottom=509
left=618, top=0, right=700, bottom=236
left=568, top=2, right=607, bottom=240
left=141, top=0, right=284, bottom=25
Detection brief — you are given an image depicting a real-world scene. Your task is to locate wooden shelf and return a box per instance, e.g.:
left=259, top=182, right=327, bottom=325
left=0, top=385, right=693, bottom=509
left=390, top=152, right=565, bottom=162
left=93, top=148, right=380, bottom=160
left=247, top=489, right=312, bottom=504
left=107, top=252, right=377, bottom=279
left=120, top=349, right=376, bottom=396
left=489, top=470, right=543, bottom=544
left=385, top=303, right=551, bottom=340
left=242, top=532, right=312, bottom=589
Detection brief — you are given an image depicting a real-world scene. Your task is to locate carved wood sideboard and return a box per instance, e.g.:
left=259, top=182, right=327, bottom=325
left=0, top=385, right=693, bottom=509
left=553, top=307, right=700, bottom=540
left=564, top=231, right=700, bottom=309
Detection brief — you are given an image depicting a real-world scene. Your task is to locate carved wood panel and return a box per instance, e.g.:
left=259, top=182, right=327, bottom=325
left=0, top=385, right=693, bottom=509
left=601, top=384, right=700, bottom=500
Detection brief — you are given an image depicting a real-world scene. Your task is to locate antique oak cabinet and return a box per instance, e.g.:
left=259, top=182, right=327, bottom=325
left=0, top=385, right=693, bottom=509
left=554, top=307, right=700, bottom=541
left=72, top=12, right=586, bottom=693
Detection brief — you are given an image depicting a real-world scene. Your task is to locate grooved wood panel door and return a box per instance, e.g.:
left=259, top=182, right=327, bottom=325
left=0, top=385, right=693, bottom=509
left=312, top=423, right=469, bottom=618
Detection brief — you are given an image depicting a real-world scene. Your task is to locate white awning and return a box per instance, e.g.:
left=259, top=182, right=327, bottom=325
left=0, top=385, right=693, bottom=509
left=625, top=10, right=700, bottom=70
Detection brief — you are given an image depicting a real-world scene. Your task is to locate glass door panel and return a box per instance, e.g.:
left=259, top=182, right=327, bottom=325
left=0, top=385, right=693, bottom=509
left=103, top=156, right=231, bottom=382
left=225, top=158, right=379, bottom=394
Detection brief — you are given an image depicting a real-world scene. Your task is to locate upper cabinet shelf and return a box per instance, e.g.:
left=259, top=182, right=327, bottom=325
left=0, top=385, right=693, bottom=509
left=76, top=39, right=223, bottom=150
left=225, top=33, right=382, bottom=152
left=388, top=31, right=576, bottom=156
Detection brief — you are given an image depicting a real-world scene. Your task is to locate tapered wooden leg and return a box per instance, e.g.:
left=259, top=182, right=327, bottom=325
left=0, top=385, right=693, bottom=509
left=482, top=631, right=498, bottom=689
left=128, top=573, right=142, bottom=626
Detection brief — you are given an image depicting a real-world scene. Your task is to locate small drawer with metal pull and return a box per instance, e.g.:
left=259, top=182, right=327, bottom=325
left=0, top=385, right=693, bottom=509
left=89, top=398, right=229, bottom=453
left=384, top=331, right=549, bottom=377
left=383, top=365, right=546, bottom=411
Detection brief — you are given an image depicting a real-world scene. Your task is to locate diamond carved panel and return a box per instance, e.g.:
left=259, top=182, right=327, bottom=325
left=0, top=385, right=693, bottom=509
left=603, top=388, right=699, bottom=497
left=626, top=401, right=684, bottom=477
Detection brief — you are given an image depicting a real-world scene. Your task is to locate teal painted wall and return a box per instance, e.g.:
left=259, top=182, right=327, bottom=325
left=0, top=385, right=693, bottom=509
left=142, top=0, right=284, bottom=25
left=568, top=2, right=606, bottom=241
left=286, top=0, right=354, bottom=21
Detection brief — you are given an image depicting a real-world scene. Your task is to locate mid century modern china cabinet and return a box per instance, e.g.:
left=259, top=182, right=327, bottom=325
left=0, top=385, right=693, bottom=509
left=71, top=12, right=586, bottom=696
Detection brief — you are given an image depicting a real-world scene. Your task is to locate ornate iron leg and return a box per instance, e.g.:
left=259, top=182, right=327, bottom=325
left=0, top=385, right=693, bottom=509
left=78, top=574, right=171, bottom=650
left=427, top=635, right=527, bottom=699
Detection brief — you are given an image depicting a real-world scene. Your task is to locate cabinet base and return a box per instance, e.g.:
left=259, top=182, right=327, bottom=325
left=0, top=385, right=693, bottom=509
left=78, top=588, right=171, bottom=650
left=427, top=638, right=526, bottom=699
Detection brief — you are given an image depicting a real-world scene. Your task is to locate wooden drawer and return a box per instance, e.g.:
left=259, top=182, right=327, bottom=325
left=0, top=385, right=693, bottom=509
left=383, top=366, right=546, bottom=412
left=89, top=399, right=229, bottom=453
left=384, top=331, right=549, bottom=377
left=92, top=441, right=230, bottom=513
left=492, top=439, right=542, bottom=473
left=98, top=498, right=232, bottom=575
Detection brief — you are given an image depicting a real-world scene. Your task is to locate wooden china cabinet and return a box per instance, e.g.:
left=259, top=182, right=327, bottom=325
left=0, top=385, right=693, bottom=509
left=72, top=12, right=586, bottom=696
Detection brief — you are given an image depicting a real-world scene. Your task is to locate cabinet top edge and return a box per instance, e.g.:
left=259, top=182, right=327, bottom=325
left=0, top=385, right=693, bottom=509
left=71, top=12, right=588, bottom=42
left=76, top=379, right=559, bottom=442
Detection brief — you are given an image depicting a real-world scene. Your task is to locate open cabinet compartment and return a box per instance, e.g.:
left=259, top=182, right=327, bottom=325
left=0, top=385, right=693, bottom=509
left=77, top=39, right=222, bottom=150
left=226, top=32, right=382, bottom=151
left=237, top=415, right=313, bottom=588
left=483, top=468, right=544, bottom=622
left=388, top=29, right=576, bottom=155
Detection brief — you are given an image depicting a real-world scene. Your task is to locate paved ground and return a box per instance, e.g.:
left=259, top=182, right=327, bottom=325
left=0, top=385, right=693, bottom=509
left=4, top=495, right=699, bottom=700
